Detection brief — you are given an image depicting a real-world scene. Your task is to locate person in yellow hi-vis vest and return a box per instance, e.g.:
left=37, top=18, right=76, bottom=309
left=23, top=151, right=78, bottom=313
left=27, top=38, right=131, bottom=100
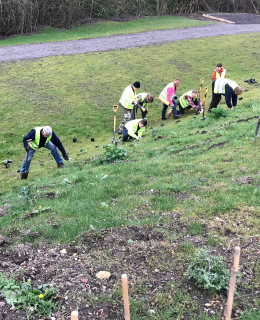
left=122, top=119, right=147, bottom=141
left=176, top=90, right=203, bottom=115
left=208, top=78, right=242, bottom=112
left=212, top=63, right=227, bottom=82
left=118, top=81, right=140, bottom=134
left=20, top=126, right=69, bottom=179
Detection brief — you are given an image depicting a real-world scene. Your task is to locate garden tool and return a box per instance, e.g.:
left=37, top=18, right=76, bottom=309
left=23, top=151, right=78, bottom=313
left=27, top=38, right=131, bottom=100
left=201, top=86, right=208, bottom=120
left=111, top=105, right=119, bottom=145
left=254, top=116, right=260, bottom=142
left=199, top=78, right=204, bottom=98
left=20, top=140, right=31, bottom=179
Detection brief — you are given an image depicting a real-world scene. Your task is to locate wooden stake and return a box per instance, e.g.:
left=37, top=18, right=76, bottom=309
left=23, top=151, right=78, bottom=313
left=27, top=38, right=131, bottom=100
left=202, top=14, right=235, bottom=24
left=71, top=310, right=79, bottom=320
left=122, top=274, right=130, bottom=320
left=224, top=247, right=241, bottom=320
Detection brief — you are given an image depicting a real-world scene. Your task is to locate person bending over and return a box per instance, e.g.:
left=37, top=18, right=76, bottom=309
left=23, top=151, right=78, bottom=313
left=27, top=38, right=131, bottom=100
left=123, top=119, right=147, bottom=141
left=20, top=126, right=68, bottom=179
left=208, top=78, right=242, bottom=112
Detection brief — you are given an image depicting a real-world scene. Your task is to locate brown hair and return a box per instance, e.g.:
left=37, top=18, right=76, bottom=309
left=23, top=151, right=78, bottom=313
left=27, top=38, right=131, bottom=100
left=192, top=90, right=198, bottom=94
left=140, top=119, right=147, bottom=126
left=217, top=63, right=222, bottom=67
left=173, top=78, right=181, bottom=84
left=234, top=86, right=242, bottom=95
left=146, top=93, right=153, bottom=103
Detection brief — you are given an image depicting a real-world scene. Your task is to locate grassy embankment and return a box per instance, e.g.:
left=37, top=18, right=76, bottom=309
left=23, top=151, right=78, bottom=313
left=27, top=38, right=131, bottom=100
left=0, top=32, right=260, bottom=319
left=0, top=16, right=215, bottom=47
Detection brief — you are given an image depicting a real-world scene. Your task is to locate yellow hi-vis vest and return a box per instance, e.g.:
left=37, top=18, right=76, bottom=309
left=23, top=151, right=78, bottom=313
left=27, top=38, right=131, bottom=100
left=119, top=85, right=137, bottom=110
left=215, top=69, right=226, bottom=79
left=179, top=91, right=196, bottom=108
left=29, top=127, right=52, bottom=150
left=214, top=79, right=238, bottom=94
left=159, top=82, right=174, bottom=105
left=125, top=119, right=145, bottom=138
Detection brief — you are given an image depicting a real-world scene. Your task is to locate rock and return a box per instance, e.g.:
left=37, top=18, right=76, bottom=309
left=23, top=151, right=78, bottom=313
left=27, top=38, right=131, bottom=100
left=11, top=243, right=33, bottom=264
left=48, top=249, right=60, bottom=257
left=96, top=271, right=111, bottom=279
left=60, top=249, right=67, bottom=255
left=205, top=303, right=212, bottom=307
left=0, top=302, right=6, bottom=307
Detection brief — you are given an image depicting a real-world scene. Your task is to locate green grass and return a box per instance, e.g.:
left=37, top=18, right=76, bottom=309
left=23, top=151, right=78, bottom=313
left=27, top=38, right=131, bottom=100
left=0, top=16, right=215, bottom=47
left=0, top=32, right=260, bottom=318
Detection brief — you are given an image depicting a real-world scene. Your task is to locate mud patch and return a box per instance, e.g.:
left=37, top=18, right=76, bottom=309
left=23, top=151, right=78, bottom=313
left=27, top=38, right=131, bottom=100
left=233, top=176, right=254, bottom=185
left=207, top=140, right=229, bottom=151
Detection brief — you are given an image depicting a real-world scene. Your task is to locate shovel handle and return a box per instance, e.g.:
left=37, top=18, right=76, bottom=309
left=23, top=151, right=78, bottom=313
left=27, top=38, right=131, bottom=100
left=203, top=87, right=209, bottom=111
left=200, top=78, right=204, bottom=85
left=113, top=105, right=118, bottom=112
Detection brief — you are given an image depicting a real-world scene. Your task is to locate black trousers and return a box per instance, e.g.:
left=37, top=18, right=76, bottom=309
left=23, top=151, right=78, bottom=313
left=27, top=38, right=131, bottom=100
left=208, top=80, right=221, bottom=112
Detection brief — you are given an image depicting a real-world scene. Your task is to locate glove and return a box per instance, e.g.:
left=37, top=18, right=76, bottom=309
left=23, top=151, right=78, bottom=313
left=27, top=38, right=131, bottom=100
left=136, top=136, right=142, bottom=140
left=174, top=95, right=178, bottom=99
left=63, top=153, right=69, bottom=161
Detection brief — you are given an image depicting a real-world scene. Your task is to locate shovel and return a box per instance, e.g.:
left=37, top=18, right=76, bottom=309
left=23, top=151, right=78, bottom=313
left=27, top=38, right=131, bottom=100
left=201, top=86, right=208, bottom=120
left=254, top=116, right=260, bottom=142
left=20, top=140, right=31, bottom=180
left=111, top=105, right=119, bottom=145
left=199, top=78, right=204, bottom=99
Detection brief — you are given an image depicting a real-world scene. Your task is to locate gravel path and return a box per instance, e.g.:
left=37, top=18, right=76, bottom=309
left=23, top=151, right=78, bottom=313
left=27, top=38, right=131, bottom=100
left=1, top=24, right=260, bottom=62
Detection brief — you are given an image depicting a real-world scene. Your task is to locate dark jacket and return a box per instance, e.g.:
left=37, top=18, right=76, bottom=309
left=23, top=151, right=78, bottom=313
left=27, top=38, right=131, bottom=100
left=224, top=84, right=238, bottom=109
left=23, top=129, right=66, bottom=155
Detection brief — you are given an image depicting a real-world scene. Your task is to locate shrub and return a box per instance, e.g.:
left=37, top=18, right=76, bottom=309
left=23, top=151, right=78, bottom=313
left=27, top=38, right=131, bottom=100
left=210, top=108, right=228, bottom=119
left=98, top=143, right=127, bottom=164
left=185, top=249, right=240, bottom=293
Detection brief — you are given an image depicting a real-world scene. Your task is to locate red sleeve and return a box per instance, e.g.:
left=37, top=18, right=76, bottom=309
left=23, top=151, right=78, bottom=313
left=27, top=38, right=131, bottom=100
left=166, top=87, right=174, bottom=105
left=212, top=71, right=216, bottom=81
left=186, top=96, right=197, bottom=110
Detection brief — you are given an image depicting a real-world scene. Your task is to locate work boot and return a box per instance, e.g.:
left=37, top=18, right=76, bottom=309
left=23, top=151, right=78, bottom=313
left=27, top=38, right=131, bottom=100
left=20, top=173, right=28, bottom=180
left=57, top=163, right=65, bottom=168
left=161, top=117, right=169, bottom=120
left=173, top=114, right=181, bottom=119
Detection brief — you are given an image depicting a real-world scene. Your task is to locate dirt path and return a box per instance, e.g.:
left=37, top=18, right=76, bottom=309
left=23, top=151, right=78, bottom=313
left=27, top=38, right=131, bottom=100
left=1, top=23, right=260, bottom=62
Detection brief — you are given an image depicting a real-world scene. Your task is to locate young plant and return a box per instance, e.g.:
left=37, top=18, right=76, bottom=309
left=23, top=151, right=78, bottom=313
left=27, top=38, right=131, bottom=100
left=98, top=144, right=127, bottom=164
left=0, top=273, right=58, bottom=319
left=185, top=249, right=240, bottom=293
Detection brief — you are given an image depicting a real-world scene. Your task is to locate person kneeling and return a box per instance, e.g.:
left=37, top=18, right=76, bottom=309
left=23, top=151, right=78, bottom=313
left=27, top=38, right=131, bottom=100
left=123, top=119, right=147, bottom=141
left=176, top=90, right=203, bottom=115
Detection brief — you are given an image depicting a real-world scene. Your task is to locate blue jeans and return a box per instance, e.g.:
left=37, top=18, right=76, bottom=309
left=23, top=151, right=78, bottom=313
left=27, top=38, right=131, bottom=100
left=20, top=141, right=63, bottom=173
left=162, top=101, right=177, bottom=118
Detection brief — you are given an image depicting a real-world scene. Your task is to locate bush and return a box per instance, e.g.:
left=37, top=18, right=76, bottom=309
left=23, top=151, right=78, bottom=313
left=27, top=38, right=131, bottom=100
left=185, top=249, right=240, bottom=293
left=97, top=143, right=127, bottom=164
left=210, top=108, right=228, bottom=119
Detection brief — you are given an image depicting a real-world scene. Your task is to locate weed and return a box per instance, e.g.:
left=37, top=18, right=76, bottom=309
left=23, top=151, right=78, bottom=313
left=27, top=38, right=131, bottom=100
left=210, top=108, right=228, bottom=119
left=179, top=242, right=196, bottom=254
left=0, top=273, right=58, bottom=319
left=187, top=221, right=203, bottom=236
left=240, top=309, right=260, bottom=320
left=97, top=143, right=127, bottom=164
left=185, top=249, right=240, bottom=293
